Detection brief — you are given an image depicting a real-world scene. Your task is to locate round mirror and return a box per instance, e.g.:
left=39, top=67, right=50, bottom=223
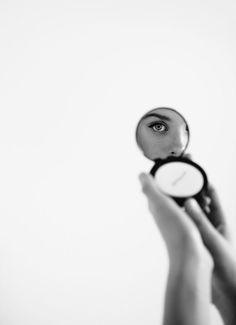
left=135, top=107, right=190, bottom=160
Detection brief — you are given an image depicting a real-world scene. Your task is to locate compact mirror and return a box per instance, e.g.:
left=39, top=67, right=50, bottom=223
left=136, top=107, right=208, bottom=204
left=150, top=157, right=208, bottom=205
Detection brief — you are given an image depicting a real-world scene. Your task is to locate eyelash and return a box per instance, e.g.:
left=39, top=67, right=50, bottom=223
left=148, top=121, right=168, bottom=133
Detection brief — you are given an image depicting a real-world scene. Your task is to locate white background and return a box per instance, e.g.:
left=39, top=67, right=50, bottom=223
left=0, top=1, right=236, bottom=324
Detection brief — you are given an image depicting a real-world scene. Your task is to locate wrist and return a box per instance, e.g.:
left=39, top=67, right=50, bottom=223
left=165, top=252, right=212, bottom=325
left=168, top=244, right=213, bottom=275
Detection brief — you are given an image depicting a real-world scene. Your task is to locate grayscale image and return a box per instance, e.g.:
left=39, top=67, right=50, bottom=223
left=0, top=1, right=236, bottom=325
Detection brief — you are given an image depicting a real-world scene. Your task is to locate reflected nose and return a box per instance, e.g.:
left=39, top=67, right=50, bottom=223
left=169, top=149, right=185, bottom=157
left=168, top=133, right=187, bottom=157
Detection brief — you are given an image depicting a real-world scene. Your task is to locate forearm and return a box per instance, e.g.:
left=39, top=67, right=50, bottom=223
left=216, top=298, right=236, bottom=325
left=213, top=279, right=236, bottom=325
left=163, top=255, right=212, bottom=325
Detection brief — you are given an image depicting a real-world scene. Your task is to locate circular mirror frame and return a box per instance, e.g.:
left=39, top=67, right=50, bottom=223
left=135, top=107, right=191, bottom=161
left=150, top=157, right=208, bottom=205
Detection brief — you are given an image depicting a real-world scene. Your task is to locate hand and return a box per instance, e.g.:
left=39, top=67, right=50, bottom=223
left=139, top=172, right=236, bottom=325
left=185, top=186, right=236, bottom=325
left=139, top=172, right=213, bottom=325
left=139, top=172, right=212, bottom=265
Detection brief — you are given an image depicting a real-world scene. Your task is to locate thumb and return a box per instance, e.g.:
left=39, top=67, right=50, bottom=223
left=139, top=172, right=183, bottom=219
left=139, top=173, right=203, bottom=249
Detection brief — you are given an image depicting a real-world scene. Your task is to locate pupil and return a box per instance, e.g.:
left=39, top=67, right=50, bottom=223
left=155, top=123, right=163, bottom=130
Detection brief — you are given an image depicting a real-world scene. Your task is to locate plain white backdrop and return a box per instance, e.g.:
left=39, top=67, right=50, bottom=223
left=0, top=1, right=236, bottom=324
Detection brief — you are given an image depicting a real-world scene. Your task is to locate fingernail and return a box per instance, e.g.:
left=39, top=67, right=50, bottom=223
left=216, top=224, right=225, bottom=234
left=183, top=153, right=192, bottom=160
left=204, top=206, right=211, bottom=214
left=205, top=197, right=211, bottom=205
left=185, top=198, right=202, bottom=213
left=185, top=199, right=203, bottom=223
left=139, top=173, right=148, bottom=186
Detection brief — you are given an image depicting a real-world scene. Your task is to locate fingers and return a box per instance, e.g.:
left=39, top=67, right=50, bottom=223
left=185, top=199, right=216, bottom=239
left=196, top=191, right=211, bottom=215
left=139, top=173, right=181, bottom=221
left=181, top=157, right=230, bottom=239
left=205, top=184, right=231, bottom=240
left=139, top=173, right=203, bottom=250
left=184, top=199, right=231, bottom=262
left=182, top=153, right=192, bottom=160
left=139, top=173, right=163, bottom=205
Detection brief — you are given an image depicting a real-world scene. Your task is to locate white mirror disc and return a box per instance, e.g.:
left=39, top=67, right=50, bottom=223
left=154, top=162, right=204, bottom=197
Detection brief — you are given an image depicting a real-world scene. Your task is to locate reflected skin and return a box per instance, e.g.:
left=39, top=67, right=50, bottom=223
left=136, top=108, right=189, bottom=160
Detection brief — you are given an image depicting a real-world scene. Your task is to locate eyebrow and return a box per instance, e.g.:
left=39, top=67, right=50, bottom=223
left=142, top=113, right=171, bottom=122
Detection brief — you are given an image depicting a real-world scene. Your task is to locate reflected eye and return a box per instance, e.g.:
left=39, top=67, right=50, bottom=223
left=148, top=121, right=168, bottom=133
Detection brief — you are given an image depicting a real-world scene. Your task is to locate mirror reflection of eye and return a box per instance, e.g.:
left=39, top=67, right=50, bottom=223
left=148, top=121, right=168, bottom=133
